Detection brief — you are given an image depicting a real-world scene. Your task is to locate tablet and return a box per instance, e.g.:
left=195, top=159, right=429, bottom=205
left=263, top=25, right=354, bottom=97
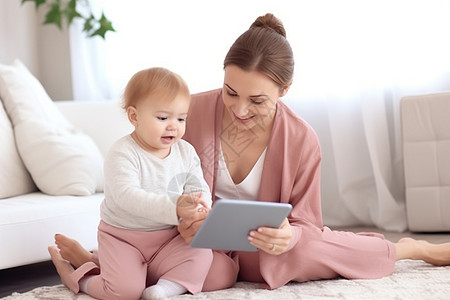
left=190, top=199, right=292, bottom=252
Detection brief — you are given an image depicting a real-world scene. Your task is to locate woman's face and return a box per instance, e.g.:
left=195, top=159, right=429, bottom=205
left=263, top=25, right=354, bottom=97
left=222, top=65, right=285, bottom=132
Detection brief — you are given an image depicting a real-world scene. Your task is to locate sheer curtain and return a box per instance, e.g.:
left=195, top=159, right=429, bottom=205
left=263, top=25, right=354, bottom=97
left=68, top=0, right=112, bottom=100
left=69, top=0, right=450, bottom=231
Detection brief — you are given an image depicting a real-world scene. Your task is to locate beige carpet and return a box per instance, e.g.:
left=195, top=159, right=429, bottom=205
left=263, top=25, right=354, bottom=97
left=2, top=260, right=450, bottom=300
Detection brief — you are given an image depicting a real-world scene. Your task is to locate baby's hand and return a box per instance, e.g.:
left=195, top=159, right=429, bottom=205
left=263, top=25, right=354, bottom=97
left=176, top=193, right=210, bottom=220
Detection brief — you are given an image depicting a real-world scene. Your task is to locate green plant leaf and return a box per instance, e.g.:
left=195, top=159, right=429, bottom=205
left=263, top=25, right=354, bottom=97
left=63, top=0, right=82, bottom=25
left=21, top=0, right=46, bottom=9
left=20, top=0, right=115, bottom=39
left=89, top=12, right=115, bottom=39
left=43, top=1, right=62, bottom=29
left=83, top=15, right=95, bottom=33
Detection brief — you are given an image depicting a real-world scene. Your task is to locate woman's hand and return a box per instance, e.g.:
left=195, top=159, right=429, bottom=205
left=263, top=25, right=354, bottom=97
left=247, top=218, right=292, bottom=255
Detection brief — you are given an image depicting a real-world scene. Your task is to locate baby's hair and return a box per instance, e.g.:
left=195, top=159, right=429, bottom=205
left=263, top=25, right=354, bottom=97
left=224, top=13, right=294, bottom=90
left=122, top=67, right=190, bottom=110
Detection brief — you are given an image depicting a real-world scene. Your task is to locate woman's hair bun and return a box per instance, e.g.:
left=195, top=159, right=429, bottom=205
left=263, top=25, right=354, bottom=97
left=250, top=13, right=286, bottom=38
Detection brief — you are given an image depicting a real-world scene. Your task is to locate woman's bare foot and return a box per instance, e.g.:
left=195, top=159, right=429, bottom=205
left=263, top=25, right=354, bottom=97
left=48, top=245, right=78, bottom=292
left=54, top=234, right=97, bottom=268
left=398, top=237, right=416, bottom=244
left=396, top=237, right=450, bottom=266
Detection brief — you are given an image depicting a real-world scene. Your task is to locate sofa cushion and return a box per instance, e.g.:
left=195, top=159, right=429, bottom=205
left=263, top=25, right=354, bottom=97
left=0, top=60, right=104, bottom=196
left=0, top=99, right=37, bottom=198
left=0, top=192, right=103, bottom=269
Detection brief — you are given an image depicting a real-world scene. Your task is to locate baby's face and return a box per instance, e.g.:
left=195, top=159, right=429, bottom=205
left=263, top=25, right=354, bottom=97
left=129, top=93, right=190, bottom=158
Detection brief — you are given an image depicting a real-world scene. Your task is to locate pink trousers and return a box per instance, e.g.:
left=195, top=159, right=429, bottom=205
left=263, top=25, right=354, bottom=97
left=66, top=221, right=213, bottom=300
left=201, top=226, right=396, bottom=291
left=86, top=225, right=396, bottom=292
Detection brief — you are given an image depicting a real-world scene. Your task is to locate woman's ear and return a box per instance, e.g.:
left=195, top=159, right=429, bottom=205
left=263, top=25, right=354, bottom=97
left=280, top=82, right=292, bottom=97
left=127, top=106, right=138, bottom=126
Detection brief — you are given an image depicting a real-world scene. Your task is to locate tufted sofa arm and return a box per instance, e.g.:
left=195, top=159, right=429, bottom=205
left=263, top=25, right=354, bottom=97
left=401, top=92, right=450, bottom=232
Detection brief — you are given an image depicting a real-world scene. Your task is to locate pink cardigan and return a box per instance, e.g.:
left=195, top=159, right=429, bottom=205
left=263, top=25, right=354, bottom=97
left=183, top=89, right=327, bottom=287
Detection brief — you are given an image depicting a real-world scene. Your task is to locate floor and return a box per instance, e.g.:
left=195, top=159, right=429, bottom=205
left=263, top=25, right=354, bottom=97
left=1, top=227, right=450, bottom=298
left=0, top=260, right=60, bottom=298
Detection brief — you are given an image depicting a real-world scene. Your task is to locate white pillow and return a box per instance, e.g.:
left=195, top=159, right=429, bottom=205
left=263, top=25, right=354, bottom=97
left=0, top=60, right=103, bottom=196
left=0, top=99, right=37, bottom=198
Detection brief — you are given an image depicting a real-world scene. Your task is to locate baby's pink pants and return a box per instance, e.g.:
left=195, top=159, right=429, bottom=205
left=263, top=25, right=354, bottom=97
left=65, top=221, right=213, bottom=300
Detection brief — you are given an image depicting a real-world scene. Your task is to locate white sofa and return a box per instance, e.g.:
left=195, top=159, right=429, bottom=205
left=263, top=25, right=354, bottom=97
left=0, top=59, right=137, bottom=270
left=0, top=99, right=132, bottom=270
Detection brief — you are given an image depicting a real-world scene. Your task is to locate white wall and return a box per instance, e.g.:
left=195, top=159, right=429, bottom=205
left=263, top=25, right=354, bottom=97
left=0, top=0, right=73, bottom=100
left=0, top=1, right=39, bottom=74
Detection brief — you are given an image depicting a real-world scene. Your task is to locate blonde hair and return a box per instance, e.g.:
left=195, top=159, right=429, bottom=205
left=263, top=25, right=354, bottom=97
left=122, top=67, right=190, bottom=110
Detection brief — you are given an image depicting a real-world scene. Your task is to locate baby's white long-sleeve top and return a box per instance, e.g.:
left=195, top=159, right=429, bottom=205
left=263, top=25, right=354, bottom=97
left=100, top=135, right=212, bottom=231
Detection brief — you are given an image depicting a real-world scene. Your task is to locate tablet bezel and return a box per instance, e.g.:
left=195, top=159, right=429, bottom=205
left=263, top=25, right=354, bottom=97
left=190, top=199, right=292, bottom=252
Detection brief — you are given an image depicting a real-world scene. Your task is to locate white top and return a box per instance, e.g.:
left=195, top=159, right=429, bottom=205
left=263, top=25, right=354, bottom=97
left=215, top=146, right=266, bottom=201
left=100, top=135, right=212, bottom=231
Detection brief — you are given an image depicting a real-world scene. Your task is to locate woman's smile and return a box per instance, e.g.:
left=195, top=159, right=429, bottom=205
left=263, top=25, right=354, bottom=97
left=233, top=112, right=255, bottom=123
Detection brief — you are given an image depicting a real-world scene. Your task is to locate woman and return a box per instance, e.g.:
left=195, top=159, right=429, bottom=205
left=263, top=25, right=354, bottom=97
left=52, top=13, right=450, bottom=293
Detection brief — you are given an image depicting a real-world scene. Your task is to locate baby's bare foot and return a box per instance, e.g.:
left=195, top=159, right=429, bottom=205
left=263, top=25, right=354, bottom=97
left=48, top=245, right=78, bottom=291
left=54, top=234, right=94, bottom=268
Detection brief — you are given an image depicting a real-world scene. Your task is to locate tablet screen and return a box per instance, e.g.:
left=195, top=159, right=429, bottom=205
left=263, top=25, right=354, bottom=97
left=190, top=199, right=292, bottom=251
